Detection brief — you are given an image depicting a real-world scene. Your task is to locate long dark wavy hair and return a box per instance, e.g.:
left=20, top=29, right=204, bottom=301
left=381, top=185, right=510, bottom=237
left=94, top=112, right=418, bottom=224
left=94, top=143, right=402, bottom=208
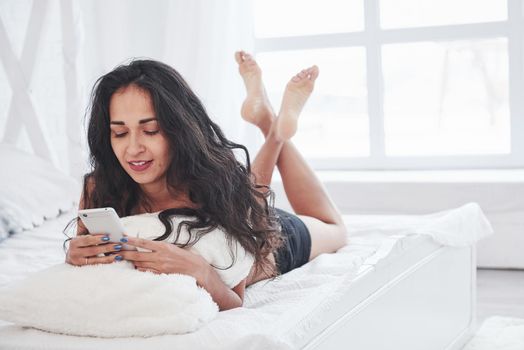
left=69, top=59, right=283, bottom=279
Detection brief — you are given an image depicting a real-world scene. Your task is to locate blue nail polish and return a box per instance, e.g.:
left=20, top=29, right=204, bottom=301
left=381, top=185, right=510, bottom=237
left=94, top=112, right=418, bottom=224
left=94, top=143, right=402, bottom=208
left=115, top=255, right=123, bottom=261
left=102, top=236, right=110, bottom=242
left=114, top=245, right=122, bottom=250
left=120, top=237, right=128, bottom=243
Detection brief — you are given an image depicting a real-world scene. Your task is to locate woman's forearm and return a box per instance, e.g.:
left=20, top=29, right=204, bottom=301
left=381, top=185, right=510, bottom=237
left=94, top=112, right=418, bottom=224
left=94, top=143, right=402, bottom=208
left=195, top=259, right=243, bottom=311
left=119, top=237, right=244, bottom=311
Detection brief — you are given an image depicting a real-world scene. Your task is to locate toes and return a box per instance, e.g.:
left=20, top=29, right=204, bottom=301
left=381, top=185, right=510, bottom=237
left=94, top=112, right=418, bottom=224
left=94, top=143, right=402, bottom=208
left=291, top=71, right=306, bottom=82
left=235, top=50, right=252, bottom=62
left=308, top=65, right=319, bottom=80
left=235, top=51, right=243, bottom=64
left=289, top=65, right=319, bottom=84
left=235, top=51, right=256, bottom=65
left=293, top=66, right=320, bottom=81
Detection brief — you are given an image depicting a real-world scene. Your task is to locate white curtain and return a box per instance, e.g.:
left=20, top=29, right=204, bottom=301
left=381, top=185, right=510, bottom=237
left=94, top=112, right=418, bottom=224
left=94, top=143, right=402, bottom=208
left=0, top=0, right=258, bottom=181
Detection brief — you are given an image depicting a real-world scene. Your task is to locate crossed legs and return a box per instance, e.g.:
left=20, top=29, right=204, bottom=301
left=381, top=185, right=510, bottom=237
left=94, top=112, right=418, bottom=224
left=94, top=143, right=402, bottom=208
left=235, top=52, right=347, bottom=285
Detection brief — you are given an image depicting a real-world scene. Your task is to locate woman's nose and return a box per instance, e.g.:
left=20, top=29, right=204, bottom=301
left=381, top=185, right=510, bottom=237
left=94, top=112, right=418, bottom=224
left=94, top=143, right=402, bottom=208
left=126, top=134, right=145, bottom=155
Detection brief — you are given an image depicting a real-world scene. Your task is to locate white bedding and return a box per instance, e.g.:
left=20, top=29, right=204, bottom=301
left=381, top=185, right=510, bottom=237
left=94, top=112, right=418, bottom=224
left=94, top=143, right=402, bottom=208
left=0, top=202, right=493, bottom=349
left=0, top=262, right=218, bottom=337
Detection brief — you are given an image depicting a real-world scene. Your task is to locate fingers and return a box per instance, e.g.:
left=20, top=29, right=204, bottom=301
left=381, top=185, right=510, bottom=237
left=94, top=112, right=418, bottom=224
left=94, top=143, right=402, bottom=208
left=81, top=243, right=124, bottom=258
left=66, top=235, right=161, bottom=267
left=71, top=233, right=110, bottom=248
left=68, top=253, right=122, bottom=266
left=67, top=234, right=125, bottom=266
left=85, top=254, right=122, bottom=266
left=118, top=250, right=154, bottom=262
left=136, top=267, right=161, bottom=274
left=134, top=261, right=157, bottom=269
left=123, top=236, right=158, bottom=251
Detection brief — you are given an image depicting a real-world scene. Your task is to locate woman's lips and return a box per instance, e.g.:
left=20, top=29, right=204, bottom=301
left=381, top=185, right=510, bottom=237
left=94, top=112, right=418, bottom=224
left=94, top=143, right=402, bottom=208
left=128, top=160, right=153, bottom=172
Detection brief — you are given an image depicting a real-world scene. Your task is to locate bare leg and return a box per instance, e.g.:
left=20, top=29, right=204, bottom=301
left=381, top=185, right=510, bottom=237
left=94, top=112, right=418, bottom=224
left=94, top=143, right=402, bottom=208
left=236, top=51, right=343, bottom=226
left=235, top=51, right=283, bottom=187
left=235, top=51, right=347, bottom=284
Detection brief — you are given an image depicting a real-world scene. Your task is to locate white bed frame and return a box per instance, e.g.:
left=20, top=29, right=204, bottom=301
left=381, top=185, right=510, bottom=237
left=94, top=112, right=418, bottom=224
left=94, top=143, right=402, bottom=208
left=0, top=214, right=477, bottom=350
left=300, top=241, right=476, bottom=350
left=0, top=140, right=477, bottom=350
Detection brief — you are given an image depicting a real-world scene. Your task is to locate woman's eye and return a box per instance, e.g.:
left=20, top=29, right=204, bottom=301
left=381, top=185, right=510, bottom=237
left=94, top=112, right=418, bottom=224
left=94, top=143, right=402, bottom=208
left=112, top=131, right=158, bottom=137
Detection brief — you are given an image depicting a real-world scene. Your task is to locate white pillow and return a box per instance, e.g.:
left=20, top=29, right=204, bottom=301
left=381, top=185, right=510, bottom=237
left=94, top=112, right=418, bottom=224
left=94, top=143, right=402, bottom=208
left=0, top=143, right=80, bottom=231
left=0, top=261, right=218, bottom=337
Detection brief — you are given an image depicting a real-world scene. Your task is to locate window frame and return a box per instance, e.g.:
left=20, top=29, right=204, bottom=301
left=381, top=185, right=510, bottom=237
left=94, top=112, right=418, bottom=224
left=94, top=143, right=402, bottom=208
left=254, top=0, right=524, bottom=170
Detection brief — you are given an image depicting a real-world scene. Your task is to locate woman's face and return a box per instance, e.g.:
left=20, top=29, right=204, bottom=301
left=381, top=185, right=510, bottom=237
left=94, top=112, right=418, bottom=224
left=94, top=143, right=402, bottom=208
left=109, top=84, right=171, bottom=188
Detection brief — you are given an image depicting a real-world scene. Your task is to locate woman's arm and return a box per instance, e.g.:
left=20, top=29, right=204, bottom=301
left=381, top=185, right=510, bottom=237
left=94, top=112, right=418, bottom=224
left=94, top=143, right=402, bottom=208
left=199, top=265, right=245, bottom=310
left=121, top=236, right=245, bottom=311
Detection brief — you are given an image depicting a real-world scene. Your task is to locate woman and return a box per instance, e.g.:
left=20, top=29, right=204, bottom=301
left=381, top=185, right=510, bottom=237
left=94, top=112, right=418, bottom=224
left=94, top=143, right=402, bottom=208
left=65, top=52, right=347, bottom=311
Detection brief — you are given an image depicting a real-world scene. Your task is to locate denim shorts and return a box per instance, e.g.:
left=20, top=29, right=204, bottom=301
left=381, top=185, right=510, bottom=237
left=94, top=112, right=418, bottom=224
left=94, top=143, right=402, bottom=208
left=273, top=208, right=312, bottom=274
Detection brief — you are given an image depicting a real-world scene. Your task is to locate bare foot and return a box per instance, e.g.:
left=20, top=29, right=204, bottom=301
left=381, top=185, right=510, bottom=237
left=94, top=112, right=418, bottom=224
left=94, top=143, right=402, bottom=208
left=235, top=51, right=274, bottom=134
left=272, top=65, right=319, bottom=141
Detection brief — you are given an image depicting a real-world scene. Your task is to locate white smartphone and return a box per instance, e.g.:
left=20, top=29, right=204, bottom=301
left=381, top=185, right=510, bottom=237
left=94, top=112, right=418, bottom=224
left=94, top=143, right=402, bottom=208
left=78, top=207, right=136, bottom=251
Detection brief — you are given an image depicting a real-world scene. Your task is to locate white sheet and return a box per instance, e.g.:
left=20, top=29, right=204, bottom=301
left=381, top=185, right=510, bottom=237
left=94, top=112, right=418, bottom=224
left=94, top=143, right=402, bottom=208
left=0, top=202, right=493, bottom=349
left=345, top=202, right=493, bottom=246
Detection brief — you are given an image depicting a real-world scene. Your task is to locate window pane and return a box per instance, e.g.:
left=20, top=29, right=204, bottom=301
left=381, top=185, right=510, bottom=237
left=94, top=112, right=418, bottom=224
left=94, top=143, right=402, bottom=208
left=380, top=0, right=507, bottom=29
left=382, top=38, right=510, bottom=156
left=254, top=0, right=364, bottom=38
left=256, top=48, right=368, bottom=157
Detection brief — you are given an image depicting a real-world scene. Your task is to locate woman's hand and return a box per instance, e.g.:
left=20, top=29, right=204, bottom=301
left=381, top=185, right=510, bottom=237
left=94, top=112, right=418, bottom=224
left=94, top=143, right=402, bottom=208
left=118, top=237, right=209, bottom=285
left=65, top=234, right=124, bottom=266
left=120, top=236, right=245, bottom=311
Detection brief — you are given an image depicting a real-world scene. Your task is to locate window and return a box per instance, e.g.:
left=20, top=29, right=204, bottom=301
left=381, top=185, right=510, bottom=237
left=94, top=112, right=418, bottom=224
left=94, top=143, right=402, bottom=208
left=254, top=0, right=524, bottom=170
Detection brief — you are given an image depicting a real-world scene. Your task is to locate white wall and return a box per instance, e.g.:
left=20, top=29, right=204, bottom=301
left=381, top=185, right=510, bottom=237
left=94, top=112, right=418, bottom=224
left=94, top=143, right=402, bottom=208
left=272, top=170, right=524, bottom=269
left=0, top=0, right=259, bottom=181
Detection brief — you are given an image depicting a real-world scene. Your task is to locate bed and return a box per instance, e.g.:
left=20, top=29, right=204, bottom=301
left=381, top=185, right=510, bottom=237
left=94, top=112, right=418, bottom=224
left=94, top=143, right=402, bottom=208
left=0, top=143, right=492, bottom=349
left=0, top=203, right=489, bottom=350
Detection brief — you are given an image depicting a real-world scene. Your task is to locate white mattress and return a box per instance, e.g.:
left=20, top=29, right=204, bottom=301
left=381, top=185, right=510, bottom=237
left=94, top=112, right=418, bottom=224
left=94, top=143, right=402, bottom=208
left=0, top=211, right=448, bottom=349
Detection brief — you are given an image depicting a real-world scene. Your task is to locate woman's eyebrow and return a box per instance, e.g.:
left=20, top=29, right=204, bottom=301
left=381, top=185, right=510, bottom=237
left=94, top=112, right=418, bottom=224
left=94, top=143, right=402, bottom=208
left=110, top=118, right=157, bottom=125
left=139, top=117, right=157, bottom=124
